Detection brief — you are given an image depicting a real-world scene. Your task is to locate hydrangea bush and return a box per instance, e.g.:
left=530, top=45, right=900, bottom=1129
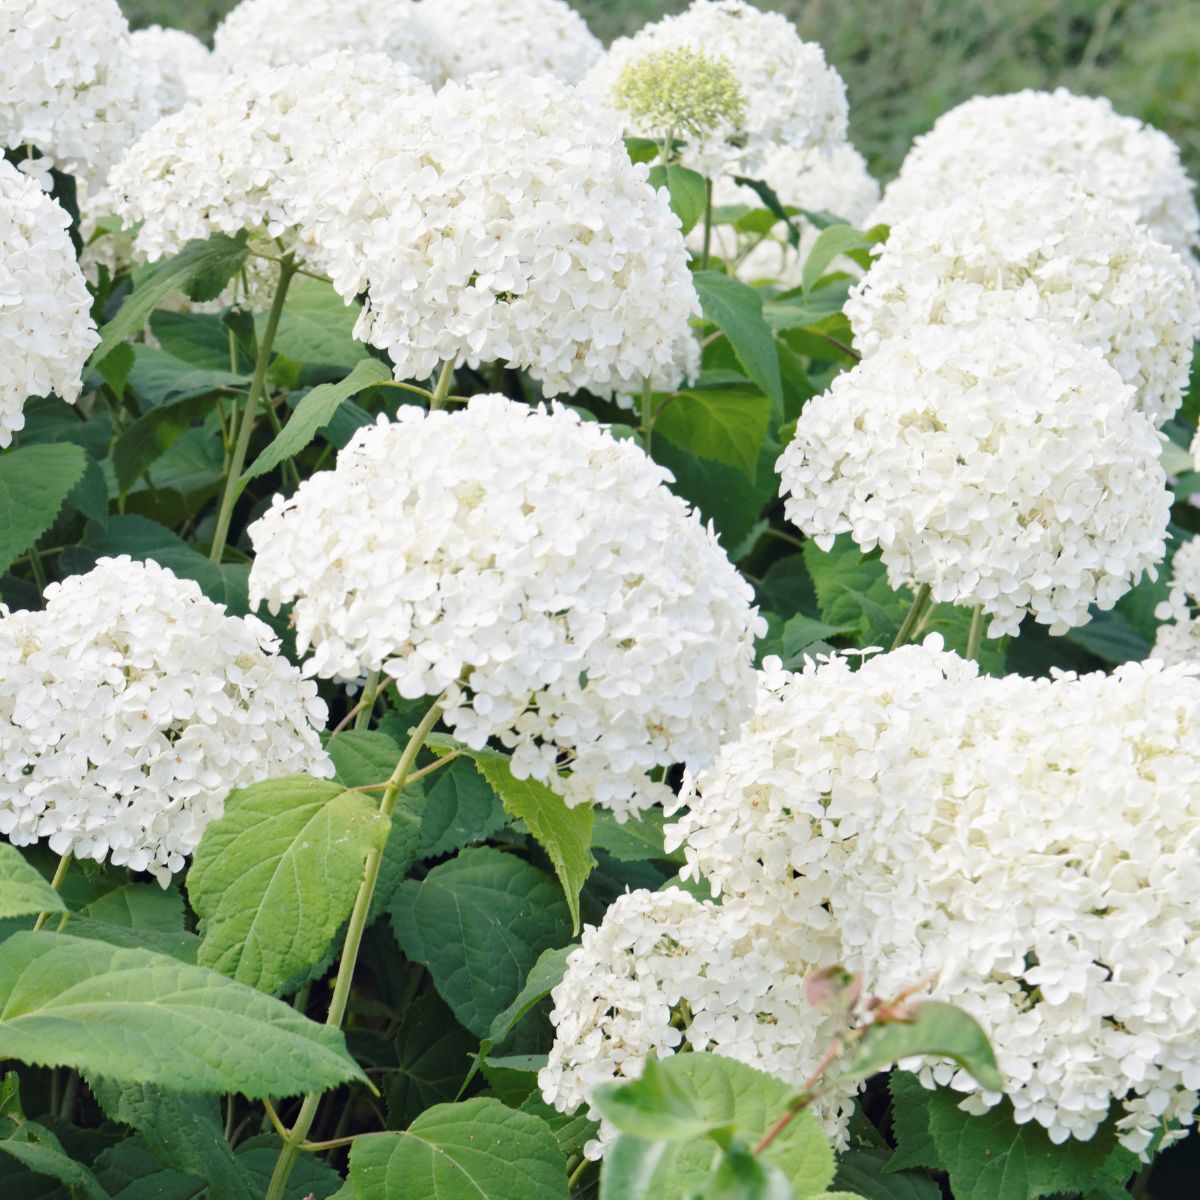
left=0, top=1, right=1198, bottom=1198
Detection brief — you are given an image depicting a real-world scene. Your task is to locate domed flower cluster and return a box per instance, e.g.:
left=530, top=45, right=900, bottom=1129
left=421, top=0, right=602, bottom=83
left=0, top=0, right=155, bottom=186
left=0, top=159, right=98, bottom=446
left=586, top=0, right=848, bottom=179
left=539, top=887, right=853, bottom=1158
left=210, top=0, right=441, bottom=82
left=777, top=321, right=1169, bottom=637
left=0, top=557, right=331, bottom=884
left=129, top=26, right=216, bottom=117
left=247, top=395, right=764, bottom=816
left=1153, top=537, right=1200, bottom=666
left=297, top=72, right=698, bottom=398
left=666, top=641, right=1200, bottom=1151
left=846, top=175, right=1200, bottom=426
left=872, top=89, right=1200, bottom=266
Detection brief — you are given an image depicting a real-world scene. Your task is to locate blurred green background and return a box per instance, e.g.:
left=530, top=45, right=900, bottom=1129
left=121, top=0, right=1200, bottom=179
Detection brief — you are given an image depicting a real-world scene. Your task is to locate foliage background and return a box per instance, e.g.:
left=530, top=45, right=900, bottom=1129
left=122, top=0, right=1200, bottom=180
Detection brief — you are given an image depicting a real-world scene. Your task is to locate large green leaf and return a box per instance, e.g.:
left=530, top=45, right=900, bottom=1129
left=692, top=271, right=783, bottom=407
left=800, top=225, right=880, bottom=293
left=655, top=388, right=772, bottom=480
left=385, top=992, right=478, bottom=1128
left=112, top=392, right=219, bottom=494
left=833, top=1147, right=938, bottom=1200
left=234, top=1134, right=345, bottom=1198
left=269, top=278, right=370, bottom=368
left=417, top=757, right=508, bottom=860
left=590, top=808, right=674, bottom=864
left=886, top=1073, right=940, bottom=1173
left=347, top=1098, right=569, bottom=1199
left=0, top=931, right=363, bottom=1096
left=126, top=345, right=246, bottom=408
left=390, top=847, right=571, bottom=1037
left=0, top=1118, right=106, bottom=1199
left=0, top=847, right=65, bottom=920
left=149, top=311, right=238, bottom=372
left=188, top=775, right=389, bottom=995
left=0, top=443, right=87, bottom=575
left=648, top=164, right=709, bottom=235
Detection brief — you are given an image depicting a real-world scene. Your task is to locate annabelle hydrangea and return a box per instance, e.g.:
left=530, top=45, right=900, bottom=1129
left=1153, top=537, right=1200, bottom=665
left=0, top=557, right=331, bottom=884
left=0, top=159, right=98, bottom=446
left=847, top=175, right=1200, bottom=426
left=586, top=0, right=847, bottom=179
left=668, top=642, right=1200, bottom=1150
left=872, top=89, right=1200, bottom=267
left=777, top=320, right=1170, bottom=637
left=247, top=396, right=764, bottom=816
left=129, top=26, right=217, bottom=116
left=296, top=73, right=698, bottom=399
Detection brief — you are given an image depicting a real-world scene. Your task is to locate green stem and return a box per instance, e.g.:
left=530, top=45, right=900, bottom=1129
left=353, top=671, right=381, bottom=732
left=429, top=359, right=457, bottom=411
left=640, top=377, right=654, bottom=451
left=32, top=853, right=72, bottom=932
left=209, top=257, right=297, bottom=563
left=890, top=583, right=932, bottom=652
left=966, top=604, right=985, bottom=663
left=701, top=176, right=714, bottom=270
left=567, top=1156, right=590, bottom=1192
left=264, top=701, right=444, bottom=1200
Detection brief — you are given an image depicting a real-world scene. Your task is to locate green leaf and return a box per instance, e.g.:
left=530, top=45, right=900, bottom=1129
left=1162, top=436, right=1194, bottom=476
left=126, top=345, right=246, bottom=407
left=188, top=775, right=389, bottom=995
left=0, top=444, right=87, bottom=575
left=243, top=358, right=390, bottom=483
left=348, top=1098, right=569, bottom=1199
left=66, top=458, right=109, bottom=523
left=649, top=164, right=709, bottom=235
left=90, top=234, right=249, bottom=368
left=518, top=1093, right=599, bottom=1161
left=692, top=271, right=783, bottom=408
left=834, top=1147, right=938, bottom=1200
left=1063, top=608, right=1149, bottom=665
left=385, top=992, right=479, bottom=1128
left=832, top=1002, right=1002, bottom=1093
left=801, top=225, right=879, bottom=293
left=779, top=614, right=855, bottom=658
left=655, top=388, right=772, bottom=480
left=0, top=931, right=362, bottom=1096
left=326, top=730, right=401, bottom=788
left=764, top=281, right=853, bottom=333
left=594, top=1055, right=724, bottom=1143
left=269, top=278, right=370, bottom=368
left=701, top=1142, right=794, bottom=1200
left=591, top=809, right=674, bottom=863
left=886, top=1073, right=941, bottom=1173
left=0, top=1118, right=107, bottom=1199
left=235, top=1134, right=345, bottom=1198
left=149, top=311, right=237, bottom=372
left=418, top=757, right=509, bottom=860
left=802, top=536, right=905, bottom=638
left=0, top=847, right=65, bottom=920
left=112, top=392, right=218, bottom=495
left=64, top=916, right=200, bottom=964
left=390, top=846, right=571, bottom=1037
left=82, top=881, right=184, bottom=933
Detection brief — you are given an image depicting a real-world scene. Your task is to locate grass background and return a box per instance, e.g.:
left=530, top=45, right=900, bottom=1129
left=121, top=0, right=1200, bottom=180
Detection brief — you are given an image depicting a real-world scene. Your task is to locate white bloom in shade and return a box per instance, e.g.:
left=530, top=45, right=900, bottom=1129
left=421, top=0, right=601, bottom=82
left=0, top=0, right=153, bottom=186
left=777, top=321, right=1170, bottom=638
left=296, top=73, right=698, bottom=399
left=211, top=0, right=440, bottom=81
left=247, top=396, right=764, bottom=816
left=847, top=176, right=1200, bottom=427
left=586, top=0, right=847, bottom=179
left=108, top=51, right=427, bottom=266
left=0, top=159, right=98, bottom=447
left=1153, top=538, right=1200, bottom=665
left=0, top=557, right=331, bottom=885
left=669, top=642, right=1200, bottom=1151
left=539, top=888, right=852, bottom=1158
left=872, top=89, right=1200, bottom=267
left=129, top=26, right=218, bottom=115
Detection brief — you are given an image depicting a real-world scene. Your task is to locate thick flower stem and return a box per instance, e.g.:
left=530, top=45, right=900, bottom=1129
left=966, top=603, right=985, bottom=663
left=32, top=853, right=72, bottom=932
left=353, top=671, right=381, bottom=732
left=209, top=257, right=297, bottom=564
left=701, top=176, right=714, bottom=269
left=264, top=700, right=443, bottom=1200
left=891, top=582, right=932, bottom=651
left=428, top=358, right=457, bottom=411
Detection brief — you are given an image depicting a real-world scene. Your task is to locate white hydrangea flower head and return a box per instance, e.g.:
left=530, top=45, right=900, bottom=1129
left=130, top=26, right=219, bottom=116
left=777, top=321, right=1170, bottom=637
left=1153, top=537, right=1200, bottom=665
left=669, top=641, right=1200, bottom=1151
left=0, top=159, right=98, bottom=447
left=296, top=72, right=698, bottom=399
left=0, top=557, right=331, bottom=884
left=539, top=887, right=853, bottom=1158
left=108, top=51, right=428, bottom=268
left=0, top=0, right=154, bottom=187
left=247, top=396, right=764, bottom=816
left=847, top=176, right=1200, bottom=427
left=586, top=0, right=848, bottom=179
left=872, top=89, right=1200, bottom=267
left=211, top=0, right=441, bottom=82
left=421, top=0, right=601, bottom=82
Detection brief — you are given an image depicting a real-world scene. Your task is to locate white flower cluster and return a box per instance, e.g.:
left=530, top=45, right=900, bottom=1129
left=540, top=888, right=853, bottom=1158
left=129, top=26, right=217, bottom=117
left=667, top=641, right=1200, bottom=1151
left=0, top=159, right=98, bottom=446
left=108, top=51, right=426, bottom=266
left=872, top=89, right=1200, bottom=267
left=247, top=396, right=764, bottom=816
left=0, top=0, right=154, bottom=187
left=1153, top=538, right=1200, bottom=665
left=297, top=72, right=698, bottom=399
left=0, top=557, right=331, bottom=884
left=211, top=0, right=441, bottom=82
left=421, top=0, right=602, bottom=83
left=846, top=175, right=1200, bottom=426
left=777, top=321, right=1169, bottom=637
left=587, top=0, right=848, bottom=179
